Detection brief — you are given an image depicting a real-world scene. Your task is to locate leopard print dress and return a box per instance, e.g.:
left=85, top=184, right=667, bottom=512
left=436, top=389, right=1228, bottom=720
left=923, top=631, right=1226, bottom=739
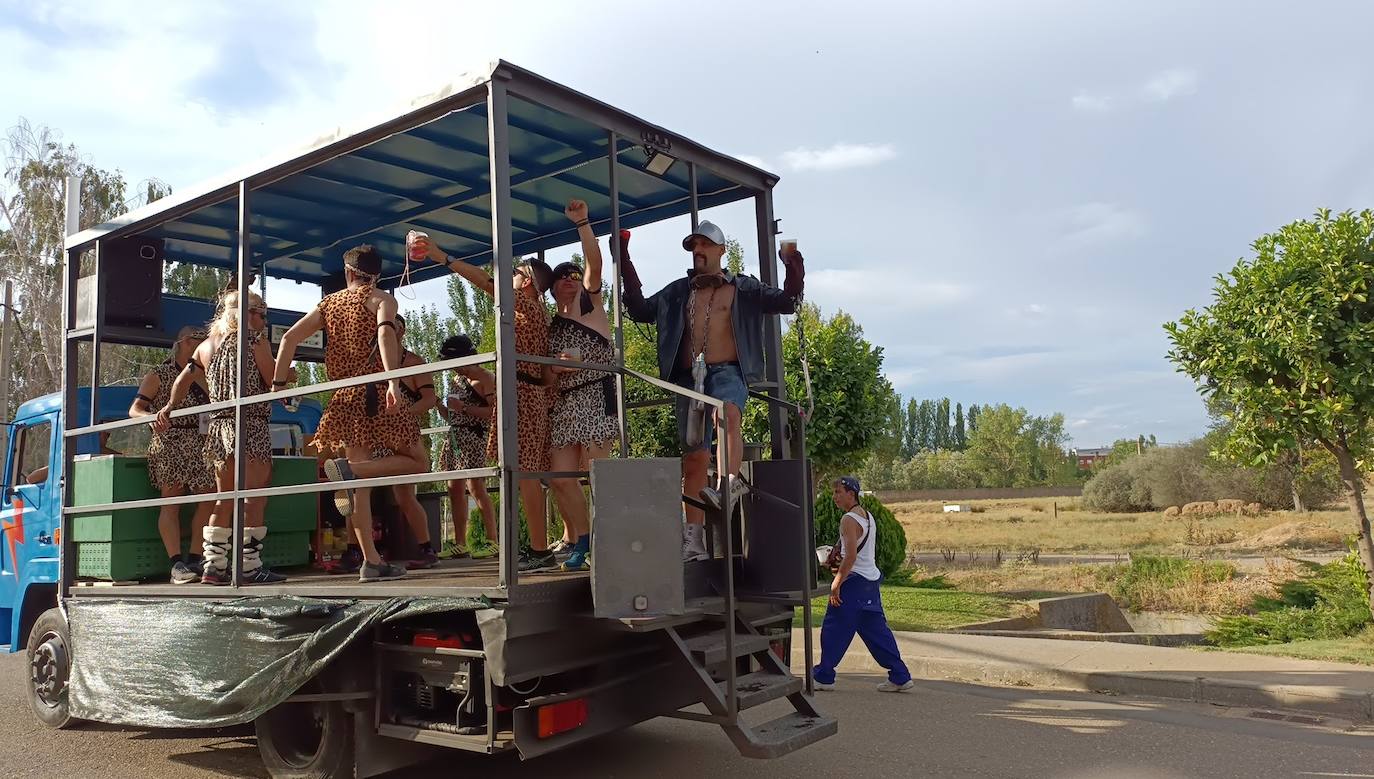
left=204, top=329, right=273, bottom=466
left=485, top=288, right=552, bottom=473
left=146, top=359, right=215, bottom=492
left=548, top=315, right=619, bottom=450
left=436, top=376, right=490, bottom=471
left=312, top=285, right=419, bottom=457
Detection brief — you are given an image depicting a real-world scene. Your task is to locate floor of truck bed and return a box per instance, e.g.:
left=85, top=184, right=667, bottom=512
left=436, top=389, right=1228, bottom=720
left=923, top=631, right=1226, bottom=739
left=69, top=556, right=587, bottom=600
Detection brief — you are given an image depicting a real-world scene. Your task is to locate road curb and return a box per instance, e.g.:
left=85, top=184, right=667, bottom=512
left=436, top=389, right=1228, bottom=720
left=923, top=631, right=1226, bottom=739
left=790, top=634, right=1374, bottom=721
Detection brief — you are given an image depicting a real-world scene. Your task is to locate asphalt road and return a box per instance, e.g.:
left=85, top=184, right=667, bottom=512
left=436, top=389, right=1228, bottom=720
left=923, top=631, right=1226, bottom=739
left=1, top=651, right=1372, bottom=779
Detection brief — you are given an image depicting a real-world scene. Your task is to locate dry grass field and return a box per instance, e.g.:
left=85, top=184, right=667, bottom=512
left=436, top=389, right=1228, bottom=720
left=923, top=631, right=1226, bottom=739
left=890, top=497, right=1352, bottom=554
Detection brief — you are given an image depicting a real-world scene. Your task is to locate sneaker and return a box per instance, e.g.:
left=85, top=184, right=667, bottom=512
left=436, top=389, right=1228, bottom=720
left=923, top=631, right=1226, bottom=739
left=560, top=550, right=590, bottom=572
left=244, top=567, right=288, bottom=584
left=438, top=541, right=469, bottom=560
left=407, top=549, right=440, bottom=570
left=324, top=549, right=364, bottom=575
left=877, top=680, right=915, bottom=693
left=469, top=540, right=499, bottom=559
left=323, top=457, right=356, bottom=483
left=200, top=568, right=229, bottom=586
left=170, top=560, right=200, bottom=585
left=699, top=474, right=750, bottom=512
left=682, top=524, right=709, bottom=563
left=549, top=538, right=573, bottom=555
left=813, top=679, right=836, bottom=692
left=359, top=561, right=408, bottom=582
left=332, top=489, right=355, bottom=518
left=518, top=549, right=558, bottom=573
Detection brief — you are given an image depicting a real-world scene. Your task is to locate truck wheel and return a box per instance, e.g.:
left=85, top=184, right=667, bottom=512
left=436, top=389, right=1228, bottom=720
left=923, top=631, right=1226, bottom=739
left=255, top=696, right=355, bottom=779
left=26, top=608, right=79, bottom=729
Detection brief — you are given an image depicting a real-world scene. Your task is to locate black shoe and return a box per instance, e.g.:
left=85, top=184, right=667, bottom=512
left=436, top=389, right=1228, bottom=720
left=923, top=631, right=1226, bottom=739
left=407, top=549, right=440, bottom=570
left=170, top=561, right=200, bottom=585
left=201, top=568, right=230, bottom=586
left=518, top=549, right=558, bottom=573
left=244, top=566, right=287, bottom=584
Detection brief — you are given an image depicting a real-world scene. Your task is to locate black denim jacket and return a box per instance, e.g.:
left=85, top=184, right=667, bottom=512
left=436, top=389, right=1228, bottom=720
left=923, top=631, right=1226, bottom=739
left=622, top=263, right=802, bottom=385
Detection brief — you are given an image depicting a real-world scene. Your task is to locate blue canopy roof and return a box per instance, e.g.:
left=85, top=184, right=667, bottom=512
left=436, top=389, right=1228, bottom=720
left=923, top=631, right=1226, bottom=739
left=66, top=61, right=777, bottom=290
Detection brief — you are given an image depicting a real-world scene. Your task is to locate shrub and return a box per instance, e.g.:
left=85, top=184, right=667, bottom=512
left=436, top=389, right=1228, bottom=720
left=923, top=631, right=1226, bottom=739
left=1082, top=464, right=1146, bottom=512
left=1099, top=555, right=1235, bottom=612
left=814, top=493, right=907, bottom=580
left=1208, top=551, right=1371, bottom=646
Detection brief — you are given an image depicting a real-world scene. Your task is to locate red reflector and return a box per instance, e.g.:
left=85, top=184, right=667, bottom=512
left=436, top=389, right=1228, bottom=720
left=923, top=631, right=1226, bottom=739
left=771, top=640, right=786, bottom=661
left=537, top=698, right=588, bottom=739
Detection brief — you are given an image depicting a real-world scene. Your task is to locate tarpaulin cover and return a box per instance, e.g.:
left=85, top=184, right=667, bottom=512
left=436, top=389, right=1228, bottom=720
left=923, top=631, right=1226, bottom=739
left=66, top=595, right=488, bottom=728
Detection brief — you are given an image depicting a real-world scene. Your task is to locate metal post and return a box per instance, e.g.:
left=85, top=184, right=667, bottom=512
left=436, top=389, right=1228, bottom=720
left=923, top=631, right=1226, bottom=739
left=721, top=424, right=737, bottom=719
left=797, top=409, right=815, bottom=694
left=688, top=162, right=699, bottom=231
left=59, top=175, right=81, bottom=599
left=231, top=182, right=251, bottom=587
left=488, top=76, right=520, bottom=592
left=0, top=281, right=13, bottom=453
left=754, top=192, right=788, bottom=459
left=607, top=131, right=628, bottom=457
left=88, top=240, right=104, bottom=427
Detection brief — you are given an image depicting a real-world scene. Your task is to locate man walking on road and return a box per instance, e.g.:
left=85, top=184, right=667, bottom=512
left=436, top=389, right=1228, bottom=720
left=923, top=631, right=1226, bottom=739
left=813, top=476, right=914, bottom=693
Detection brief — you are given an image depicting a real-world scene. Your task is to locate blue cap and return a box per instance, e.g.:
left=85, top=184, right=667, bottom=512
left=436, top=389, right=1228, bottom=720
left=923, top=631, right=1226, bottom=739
left=838, top=476, right=861, bottom=495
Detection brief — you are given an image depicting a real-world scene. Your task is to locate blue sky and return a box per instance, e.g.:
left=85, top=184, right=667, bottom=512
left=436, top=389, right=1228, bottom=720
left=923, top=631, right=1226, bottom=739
left=5, top=0, right=1373, bottom=447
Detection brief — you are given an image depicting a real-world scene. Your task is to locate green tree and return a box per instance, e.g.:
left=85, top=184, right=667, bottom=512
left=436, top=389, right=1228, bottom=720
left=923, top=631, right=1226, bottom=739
left=902, top=397, right=919, bottom=459
left=916, top=399, right=935, bottom=452
left=1166, top=208, right=1374, bottom=615
left=967, top=403, right=980, bottom=435
left=965, top=404, right=1037, bottom=487
left=953, top=402, right=966, bottom=450
left=744, top=302, right=892, bottom=485
left=934, top=397, right=951, bottom=450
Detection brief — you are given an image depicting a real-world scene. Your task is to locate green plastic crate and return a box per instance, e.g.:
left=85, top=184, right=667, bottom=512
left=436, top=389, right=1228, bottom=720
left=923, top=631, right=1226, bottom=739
left=71, top=456, right=164, bottom=542
left=264, top=457, right=320, bottom=533
left=75, top=539, right=167, bottom=581
left=262, top=530, right=312, bottom=569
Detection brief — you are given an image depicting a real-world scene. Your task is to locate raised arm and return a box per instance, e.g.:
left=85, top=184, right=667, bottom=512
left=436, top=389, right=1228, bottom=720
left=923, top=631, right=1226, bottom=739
left=619, top=241, right=658, bottom=324
left=416, top=236, right=495, bottom=297
left=129, top=370, right=161, bottom=418
left=752, top=247, right=807, bottom=315
left=251, top=333, right=276, bottom=390
left=274, top=305, right=324, bottom=386
left=565, top=199, right=603, bottom=292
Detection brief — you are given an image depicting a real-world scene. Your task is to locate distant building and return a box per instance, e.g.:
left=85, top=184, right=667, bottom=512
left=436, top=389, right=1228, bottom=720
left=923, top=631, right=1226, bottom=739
left=1073, top=447, right=1113, bottom=469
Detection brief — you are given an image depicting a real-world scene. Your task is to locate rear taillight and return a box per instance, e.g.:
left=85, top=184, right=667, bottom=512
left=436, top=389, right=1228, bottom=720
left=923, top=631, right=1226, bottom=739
left=537, top=698, right=588, bottom=739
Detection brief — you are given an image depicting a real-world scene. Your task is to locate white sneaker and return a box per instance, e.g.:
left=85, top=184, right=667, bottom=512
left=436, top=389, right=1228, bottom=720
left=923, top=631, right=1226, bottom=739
left=681, top=523, right=709, bottom=562
left=699, top=474, right=750, bottom=512
left=813, top=679, right=836, bottom=691
left=877, top=680, right=914, bottom=693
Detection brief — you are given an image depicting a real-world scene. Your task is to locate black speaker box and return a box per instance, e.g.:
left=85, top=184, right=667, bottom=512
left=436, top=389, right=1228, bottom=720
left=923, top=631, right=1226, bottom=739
left=76, top=235, right=163, bottom=329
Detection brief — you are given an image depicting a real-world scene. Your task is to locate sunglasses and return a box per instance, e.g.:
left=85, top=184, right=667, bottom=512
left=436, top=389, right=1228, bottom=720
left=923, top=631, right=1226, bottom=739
left=557, top=271, right=583, bottom=282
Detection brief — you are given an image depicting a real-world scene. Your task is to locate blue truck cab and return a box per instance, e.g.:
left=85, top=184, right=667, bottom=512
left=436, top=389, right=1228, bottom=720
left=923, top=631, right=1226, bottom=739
left=0, top=386, right=321, bottom=652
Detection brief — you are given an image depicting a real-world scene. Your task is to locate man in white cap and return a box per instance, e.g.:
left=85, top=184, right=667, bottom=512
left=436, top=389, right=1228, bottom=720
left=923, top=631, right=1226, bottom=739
left=621, top=220, right=804, bottom=561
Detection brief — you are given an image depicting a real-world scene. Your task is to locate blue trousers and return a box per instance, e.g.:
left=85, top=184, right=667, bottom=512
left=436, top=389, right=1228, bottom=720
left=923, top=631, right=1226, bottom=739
left=812, top=575, right=911, bottom=686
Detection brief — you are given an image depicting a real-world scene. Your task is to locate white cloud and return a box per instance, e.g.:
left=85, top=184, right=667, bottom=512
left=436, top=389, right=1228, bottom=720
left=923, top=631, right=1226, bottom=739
left=781, top=142, right=897, bottom=172
left=806, top=268, right=969, bottom=310
left=1071, top=92, right=1114, bottom=113
left=1142, top=68, right=1199, bottom=102
left=1007, top=303, right=1049, bottom=320
left=733, top=153, right=771, bottom=171
left=1057, top=202, right=1147, bottom=247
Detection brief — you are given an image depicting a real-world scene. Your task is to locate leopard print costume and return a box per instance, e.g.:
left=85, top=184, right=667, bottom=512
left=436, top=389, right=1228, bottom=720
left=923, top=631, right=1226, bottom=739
left=204, top=329, right=273, bottom=466
left=146, top=359, right=215, bottom=492
left=548, top=315, right=619, bottom=450
left=312, top=285, right=419, bottom=456
left=486, top=287, right=551, bottom=473
left=436, top=376, right=489, bottom=471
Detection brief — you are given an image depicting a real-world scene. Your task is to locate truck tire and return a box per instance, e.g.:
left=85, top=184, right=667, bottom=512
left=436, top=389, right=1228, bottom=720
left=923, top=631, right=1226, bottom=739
left=26, top=607, right=79, bottom=729
left=255, top=695, right=355, bottom=779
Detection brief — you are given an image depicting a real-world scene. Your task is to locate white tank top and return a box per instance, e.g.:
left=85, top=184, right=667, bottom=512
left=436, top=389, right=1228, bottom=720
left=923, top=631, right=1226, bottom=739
left=842, top=509, right=881, bottom=581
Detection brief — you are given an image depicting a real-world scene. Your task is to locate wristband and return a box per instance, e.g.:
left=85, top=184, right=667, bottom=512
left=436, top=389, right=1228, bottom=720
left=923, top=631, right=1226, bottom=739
left=575, top=219, right=590, bottom=227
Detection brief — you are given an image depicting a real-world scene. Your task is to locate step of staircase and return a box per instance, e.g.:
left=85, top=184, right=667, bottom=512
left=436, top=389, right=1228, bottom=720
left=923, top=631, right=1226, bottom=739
left=727, top=712, right=839, bottom=759
left=683, top=630, right=772, bottom=666
left=718, top=671, right=802, bottom=710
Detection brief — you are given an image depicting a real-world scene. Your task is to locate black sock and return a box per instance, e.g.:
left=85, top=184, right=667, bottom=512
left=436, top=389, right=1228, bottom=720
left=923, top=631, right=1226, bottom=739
left=419, top=541, right=434, bottom=554
left=187, top=553, right=203, bottom=565
left=170, top=555, right=181, bottom=567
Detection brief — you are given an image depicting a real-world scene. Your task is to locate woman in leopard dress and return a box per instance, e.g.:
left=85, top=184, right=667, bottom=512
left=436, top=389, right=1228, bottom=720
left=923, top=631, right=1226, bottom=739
left=129, top=326, right=216, bottom=584
left=434, top=334, right=497, bottom=559
left=158, top=292, right=284, bottom=585
left=542, top=199, right=619, bottom=571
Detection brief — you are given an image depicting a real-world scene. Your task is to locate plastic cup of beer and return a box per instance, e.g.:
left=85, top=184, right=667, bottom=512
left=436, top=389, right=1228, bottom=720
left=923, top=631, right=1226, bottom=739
left=780, top=238, right=798, bottom=254
left=406, top=230, right=428, bottom=261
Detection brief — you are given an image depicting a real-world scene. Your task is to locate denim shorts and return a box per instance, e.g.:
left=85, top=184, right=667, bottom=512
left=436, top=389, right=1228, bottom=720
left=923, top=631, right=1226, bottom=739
left=675, top=362, right=749, bottom=452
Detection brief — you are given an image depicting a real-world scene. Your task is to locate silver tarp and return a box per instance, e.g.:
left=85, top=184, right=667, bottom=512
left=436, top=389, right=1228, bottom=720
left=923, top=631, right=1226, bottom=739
left=66, top=595, right=487, bottom=728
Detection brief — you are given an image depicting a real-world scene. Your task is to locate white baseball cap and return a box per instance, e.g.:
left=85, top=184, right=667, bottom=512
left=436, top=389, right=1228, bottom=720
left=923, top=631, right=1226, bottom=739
left=682, top=220, right=726, bottom=250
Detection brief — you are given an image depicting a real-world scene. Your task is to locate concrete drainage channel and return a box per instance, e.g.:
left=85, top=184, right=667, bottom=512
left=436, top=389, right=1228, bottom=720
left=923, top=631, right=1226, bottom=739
left=953, top=593, right=1212, bottom=647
